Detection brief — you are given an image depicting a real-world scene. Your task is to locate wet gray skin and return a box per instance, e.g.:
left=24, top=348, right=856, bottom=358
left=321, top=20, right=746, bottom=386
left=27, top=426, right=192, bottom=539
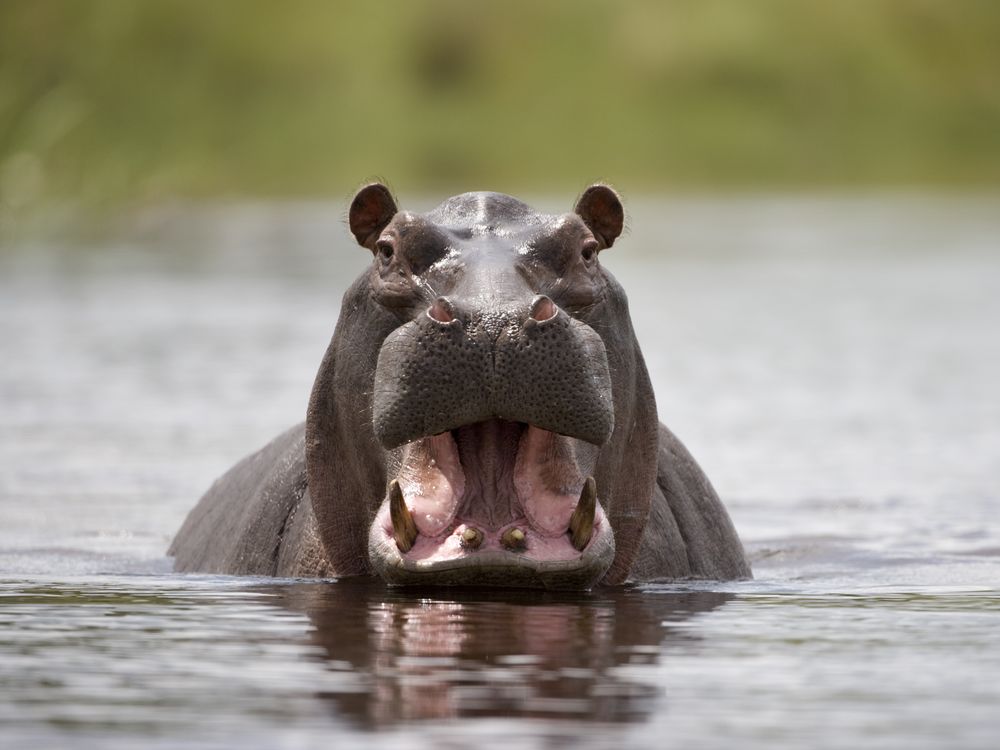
left=170, top=184, right=751, bottom=588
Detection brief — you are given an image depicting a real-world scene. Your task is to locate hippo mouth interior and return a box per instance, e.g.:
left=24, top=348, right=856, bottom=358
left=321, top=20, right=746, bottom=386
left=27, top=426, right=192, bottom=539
left=370, top=418, right=615, bottom=588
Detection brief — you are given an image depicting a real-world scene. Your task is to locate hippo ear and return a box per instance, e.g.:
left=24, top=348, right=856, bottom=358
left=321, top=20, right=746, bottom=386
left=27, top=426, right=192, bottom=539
left=574, top=184, right=624, bottom=249
left=349, top=183, right=398, bottom=250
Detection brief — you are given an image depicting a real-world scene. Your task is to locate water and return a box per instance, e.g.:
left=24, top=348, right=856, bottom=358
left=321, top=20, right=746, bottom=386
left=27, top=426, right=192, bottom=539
left=2, top=196, right=999, bottom=748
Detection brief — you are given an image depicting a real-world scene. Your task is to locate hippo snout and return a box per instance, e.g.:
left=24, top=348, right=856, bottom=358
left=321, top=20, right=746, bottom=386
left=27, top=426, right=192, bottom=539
left=371, top=297, right=614, bottom=449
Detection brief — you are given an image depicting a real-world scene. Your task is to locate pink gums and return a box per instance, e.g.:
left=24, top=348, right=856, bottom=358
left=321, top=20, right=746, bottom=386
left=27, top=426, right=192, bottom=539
left=514, top=426, right=583, bottom=536
left=388, top=420, right=600, bottom=563
left=396, top=432, right=465, bottom=537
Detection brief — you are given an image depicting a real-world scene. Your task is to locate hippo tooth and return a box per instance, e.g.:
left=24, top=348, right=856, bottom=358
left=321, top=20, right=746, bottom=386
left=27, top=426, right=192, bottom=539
left=501, top=527, right=527, bottom=551
left=389, top=479, right=418, bottom=553
left=569, top=476, right=597, bottom=551
left=460, top=526, right=484, bottom=550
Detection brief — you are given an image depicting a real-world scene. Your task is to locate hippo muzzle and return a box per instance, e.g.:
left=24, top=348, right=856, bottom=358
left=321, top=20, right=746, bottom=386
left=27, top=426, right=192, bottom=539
left=372, top=299, right=614, bottom=448
left=368, top=293, right=616, bottom=588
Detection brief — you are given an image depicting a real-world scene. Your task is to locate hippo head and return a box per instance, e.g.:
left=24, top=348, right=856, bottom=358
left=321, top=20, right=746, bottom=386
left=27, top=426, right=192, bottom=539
left=306, top=184, right=660, bottom=589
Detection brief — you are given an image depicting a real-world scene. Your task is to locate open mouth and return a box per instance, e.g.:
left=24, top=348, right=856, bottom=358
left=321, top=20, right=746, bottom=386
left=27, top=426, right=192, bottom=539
left=368, top=419, right=615, bottom=588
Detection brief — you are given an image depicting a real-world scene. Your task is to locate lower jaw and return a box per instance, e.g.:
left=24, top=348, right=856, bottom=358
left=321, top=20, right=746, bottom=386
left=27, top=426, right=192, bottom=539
left=367, top=508, right=616, bottom=590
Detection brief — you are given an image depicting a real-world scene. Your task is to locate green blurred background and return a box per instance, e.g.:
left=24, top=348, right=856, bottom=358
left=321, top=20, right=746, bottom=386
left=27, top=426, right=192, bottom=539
left=1, top=0, right=999, bottom=218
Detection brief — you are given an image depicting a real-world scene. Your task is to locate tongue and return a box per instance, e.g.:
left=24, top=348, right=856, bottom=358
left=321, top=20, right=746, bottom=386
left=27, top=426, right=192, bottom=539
left=452, top=420, right=524, bottom=528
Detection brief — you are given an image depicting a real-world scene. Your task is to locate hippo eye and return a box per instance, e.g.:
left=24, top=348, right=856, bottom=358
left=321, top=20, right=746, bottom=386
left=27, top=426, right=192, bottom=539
left=581, top=238, right=599, bottom=262
left=375, top=239, right=394, bottom=262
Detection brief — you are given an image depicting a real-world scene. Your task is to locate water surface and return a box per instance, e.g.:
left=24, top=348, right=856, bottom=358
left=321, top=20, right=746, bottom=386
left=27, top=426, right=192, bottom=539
left=1, top=196, right=999, bottom=748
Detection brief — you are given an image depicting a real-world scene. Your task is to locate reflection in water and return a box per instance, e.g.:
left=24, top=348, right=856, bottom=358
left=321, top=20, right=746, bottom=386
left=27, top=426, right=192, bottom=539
left=270, top=580, right=730, bottom=728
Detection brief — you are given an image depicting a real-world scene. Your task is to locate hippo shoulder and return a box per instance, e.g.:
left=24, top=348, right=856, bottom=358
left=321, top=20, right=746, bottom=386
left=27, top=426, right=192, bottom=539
left=169, top=424, right=331, bottom=577
left=629, top=423, right=752, bottom=582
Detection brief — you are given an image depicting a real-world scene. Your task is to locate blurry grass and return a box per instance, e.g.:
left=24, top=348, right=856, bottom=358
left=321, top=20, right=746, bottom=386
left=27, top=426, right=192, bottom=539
left=1, top=0, right=999, bottom=218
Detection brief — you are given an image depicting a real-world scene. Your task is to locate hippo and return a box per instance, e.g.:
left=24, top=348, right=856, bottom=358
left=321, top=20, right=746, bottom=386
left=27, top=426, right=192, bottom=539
left=169, top=183, right=751, bottom=588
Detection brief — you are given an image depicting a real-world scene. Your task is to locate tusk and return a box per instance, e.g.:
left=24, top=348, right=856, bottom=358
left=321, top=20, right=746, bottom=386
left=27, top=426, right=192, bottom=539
left=501, top=527, right=527, bottom=550
left=569, top=476, right=596, bottom=551
left=460, top=526, right=484, bottom=550
left=389, top=479, right=418, bottom=553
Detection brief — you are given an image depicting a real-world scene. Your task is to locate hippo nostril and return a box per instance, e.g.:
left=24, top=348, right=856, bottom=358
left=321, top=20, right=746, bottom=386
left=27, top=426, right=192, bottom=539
left=427, top=296, right=455, bottom=324
left=529, top=295, right=557, bottom=322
